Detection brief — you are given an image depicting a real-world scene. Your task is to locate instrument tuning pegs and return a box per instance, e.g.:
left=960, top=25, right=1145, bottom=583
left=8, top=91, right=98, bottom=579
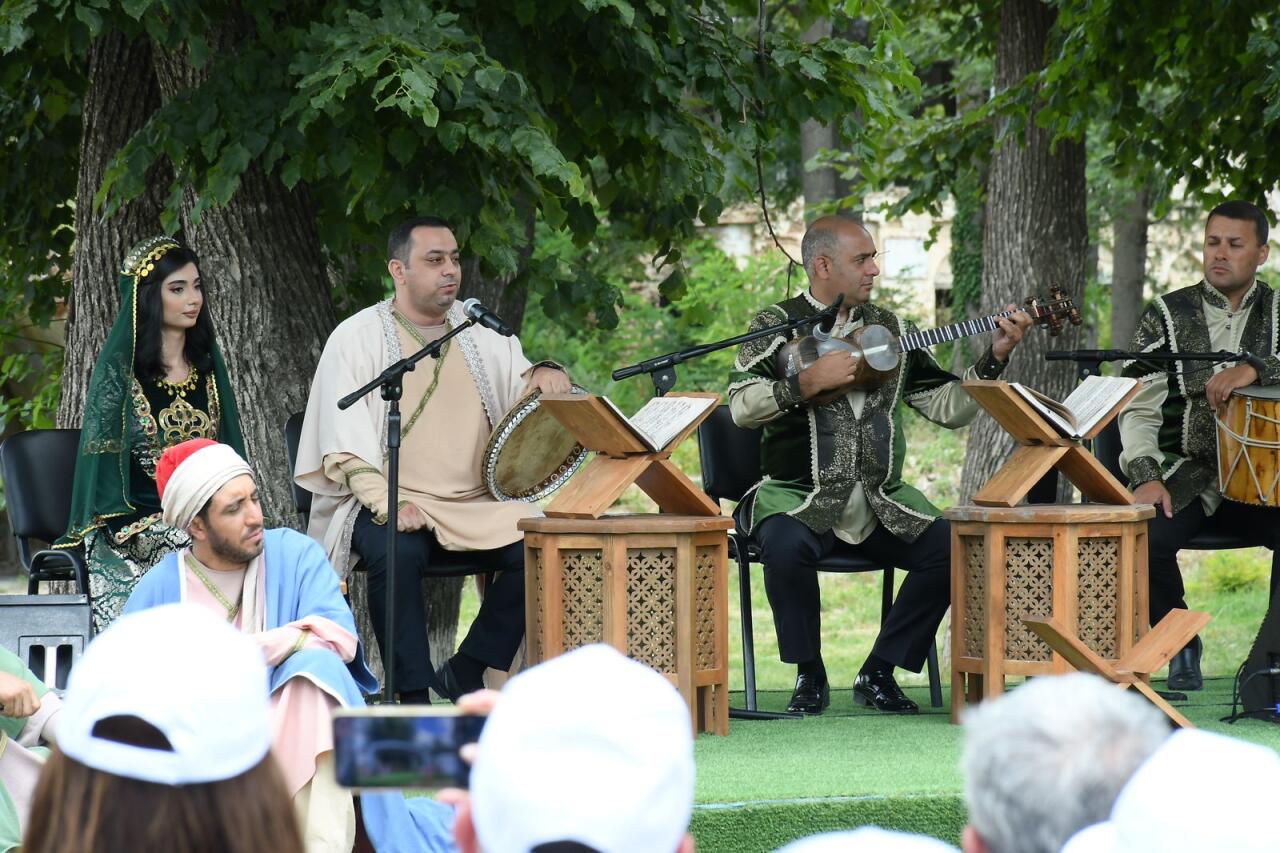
left=1069, top=304, right=1083, bottom=326
left=1047, top=314, right=1064, bottom=336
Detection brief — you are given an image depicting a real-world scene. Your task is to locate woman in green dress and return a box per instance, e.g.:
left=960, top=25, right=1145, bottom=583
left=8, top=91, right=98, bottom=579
left=55, top=236, right=245, bottom=632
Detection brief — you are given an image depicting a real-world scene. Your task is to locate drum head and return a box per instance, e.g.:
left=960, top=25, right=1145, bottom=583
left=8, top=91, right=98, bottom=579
left=483, top=385, right=590, bottom=501
left=1231, top=384, right=1280, bottom=400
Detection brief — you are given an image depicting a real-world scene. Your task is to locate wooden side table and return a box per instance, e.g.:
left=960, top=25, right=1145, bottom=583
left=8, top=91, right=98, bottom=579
left=944, top=503, right=1154, bottom=722
left=519, top=514, right=733, bottom=735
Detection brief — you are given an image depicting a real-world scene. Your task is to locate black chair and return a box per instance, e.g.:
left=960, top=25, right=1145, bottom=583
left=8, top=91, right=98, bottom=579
left=0, top=429, right=88, bottom=595
left=697, top=406, right=944, bottom=717
left=1094, top=420, right=1256, bottom=553
left=283, top=412, right=312, bottom=527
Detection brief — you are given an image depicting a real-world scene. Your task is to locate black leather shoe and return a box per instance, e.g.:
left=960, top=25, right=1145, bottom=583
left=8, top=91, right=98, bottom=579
left=786, top=672, right=830, bottom=715
left=1166, top=636, right=1203, bottom=692
left=434, top=661, right=466, bottom=704
left=853, top=670, right=919, bottom=714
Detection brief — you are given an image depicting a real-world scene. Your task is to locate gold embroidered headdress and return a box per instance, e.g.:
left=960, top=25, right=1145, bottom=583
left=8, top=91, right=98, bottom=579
left=120, top=236, right=182, bottom=280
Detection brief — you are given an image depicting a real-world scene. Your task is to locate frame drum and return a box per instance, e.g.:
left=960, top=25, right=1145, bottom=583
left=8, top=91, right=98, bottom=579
left=482, top=386, right=590, bottom=502
left=1217, top=384, right=1280, bottom=506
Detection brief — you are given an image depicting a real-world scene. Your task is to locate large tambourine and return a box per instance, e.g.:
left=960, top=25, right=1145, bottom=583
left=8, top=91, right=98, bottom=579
left=482, top=385, right=591, bottom=502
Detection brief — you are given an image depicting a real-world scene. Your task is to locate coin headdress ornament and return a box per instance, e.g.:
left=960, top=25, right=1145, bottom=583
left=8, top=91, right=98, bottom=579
left=120, top=236, right=182, bottom=280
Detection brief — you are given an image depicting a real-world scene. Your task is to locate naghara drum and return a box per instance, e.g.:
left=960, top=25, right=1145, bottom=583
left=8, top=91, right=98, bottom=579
left=1216, top=384, right=1280, bottom=506
left=482, top=385, right=590, bottom=502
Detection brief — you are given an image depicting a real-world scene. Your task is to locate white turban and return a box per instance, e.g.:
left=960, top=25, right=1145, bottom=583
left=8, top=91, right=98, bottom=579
left=157, top=440, right=254, bottom=530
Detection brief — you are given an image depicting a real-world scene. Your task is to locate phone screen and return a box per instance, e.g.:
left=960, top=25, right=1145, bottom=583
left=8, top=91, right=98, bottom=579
left=333, top=709, right=486, bottom=789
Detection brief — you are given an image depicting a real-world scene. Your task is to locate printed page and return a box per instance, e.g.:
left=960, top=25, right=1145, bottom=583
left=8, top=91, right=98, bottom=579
left=627, top=396, right=717, bottom=451
left=1061, top=375, right=1138, bottom=436
left=1010, top=382, right=1079, bottom=437
left=599, top=396, right=658, bottom=450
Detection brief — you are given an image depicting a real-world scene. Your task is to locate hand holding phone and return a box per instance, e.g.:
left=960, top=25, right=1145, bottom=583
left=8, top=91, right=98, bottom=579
left=333, top=706, right=486, bottom=790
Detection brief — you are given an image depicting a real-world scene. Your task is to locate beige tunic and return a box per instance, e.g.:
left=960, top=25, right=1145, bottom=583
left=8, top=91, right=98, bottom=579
left=296, top=299, right=544, bottom=575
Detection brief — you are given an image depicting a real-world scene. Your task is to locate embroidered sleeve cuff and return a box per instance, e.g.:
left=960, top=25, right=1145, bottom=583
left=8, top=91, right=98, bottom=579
left=1254, top=355, right=1280, bottom=386
left=975, top=347, right=1007, bottom=380
left=1126, top=456, right=1163, bottom=487
left=772, top=375, right=805, bottom=410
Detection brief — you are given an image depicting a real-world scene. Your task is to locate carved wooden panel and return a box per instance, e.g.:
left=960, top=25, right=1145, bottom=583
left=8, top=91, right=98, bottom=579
left=961, top=536, right=986, bottom=657
left=1004, top=537, right=1053, bottom=661
left=529, top=549, right=543, bottom=662
left=562, top=549, right=604, bottom=651
left=695, top=547, right=719, bottom=671
left=1076, top=537, right=1120, bottom=658
left=627, top=549, right=676, bottom=672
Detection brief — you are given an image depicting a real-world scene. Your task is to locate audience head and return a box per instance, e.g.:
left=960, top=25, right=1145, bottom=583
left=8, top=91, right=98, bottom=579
left=777, top=827, right=958, bottom=851
left=124, top=236, right=215, bottom=380
left=959, top=674, right=1167, bottom=853
left=156, top=439, right=262, bottom=569
left=1062, top=729, right=1280, bottom=853
left=23, top=604, right=301, bottom=853
left=459, top=644, right=695, bottom=853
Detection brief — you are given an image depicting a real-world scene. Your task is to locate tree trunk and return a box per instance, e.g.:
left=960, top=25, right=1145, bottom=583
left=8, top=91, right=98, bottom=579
left=1111, top=186, right=1150, bottom=350
left=959, top=0, right=1087, bottom=501
left=58, top=32, right=169, bottom=428
left=800, top=17, right=837, bottom=218
left=461, top=206, right=536, bottom=334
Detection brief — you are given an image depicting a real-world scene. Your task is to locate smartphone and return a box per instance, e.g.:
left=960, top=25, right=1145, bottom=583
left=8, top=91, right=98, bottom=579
left=332, top=705, right=486, bottom=790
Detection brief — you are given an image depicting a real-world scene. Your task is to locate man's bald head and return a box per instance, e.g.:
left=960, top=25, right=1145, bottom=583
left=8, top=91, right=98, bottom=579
left=801, top=216, right=869, bottom=279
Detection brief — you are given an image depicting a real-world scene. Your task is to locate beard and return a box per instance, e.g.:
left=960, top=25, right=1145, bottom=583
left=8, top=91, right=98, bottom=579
left=206, top=524, right=264, bottom=566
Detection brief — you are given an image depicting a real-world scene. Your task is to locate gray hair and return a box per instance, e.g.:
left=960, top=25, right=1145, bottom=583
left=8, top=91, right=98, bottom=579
left=961, top=673, right=1168, bottom=853
left=800, top=221, right=844, bottom=278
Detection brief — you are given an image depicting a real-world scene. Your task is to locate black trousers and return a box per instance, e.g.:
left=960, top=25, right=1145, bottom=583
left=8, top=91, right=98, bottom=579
left=1147, top=498, right=1280, bottom=625
left=351, top=507, right=526, bottom=692
left=753, top=514, right=951, bottom=672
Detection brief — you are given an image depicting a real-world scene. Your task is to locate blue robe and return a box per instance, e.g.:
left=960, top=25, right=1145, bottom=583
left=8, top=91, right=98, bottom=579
left=125, top=528, right=455, bottom=852
left=125, top=527, right=378, bottom=702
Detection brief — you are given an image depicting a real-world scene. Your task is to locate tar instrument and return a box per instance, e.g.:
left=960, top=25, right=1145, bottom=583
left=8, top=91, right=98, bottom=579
left=482, top=385, right=591, bottom=501
left=774, top=287, right=1081, bottom=405
left=1216, top=384, right=1280, bottom=506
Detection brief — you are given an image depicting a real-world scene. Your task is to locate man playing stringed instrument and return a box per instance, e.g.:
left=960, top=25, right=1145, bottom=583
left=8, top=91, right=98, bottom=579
left=1118, top=200, right=1280, bottom=693
left=729, top=216, right=1033, bottom=715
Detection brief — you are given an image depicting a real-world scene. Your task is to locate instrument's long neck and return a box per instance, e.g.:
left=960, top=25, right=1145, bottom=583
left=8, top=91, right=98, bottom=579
left=895, top=308, right=1025, bottom=354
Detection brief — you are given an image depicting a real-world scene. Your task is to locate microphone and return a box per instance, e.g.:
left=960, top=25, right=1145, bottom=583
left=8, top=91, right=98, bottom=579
left=462, top=298, right=514, bottom=337
left=812, top=294, right=845, bottom=342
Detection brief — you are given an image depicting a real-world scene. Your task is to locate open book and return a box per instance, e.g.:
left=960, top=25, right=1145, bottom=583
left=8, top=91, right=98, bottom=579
left=1009, top=375, right=1139, bottom=440
left=599, top=395, right=718, bottom=452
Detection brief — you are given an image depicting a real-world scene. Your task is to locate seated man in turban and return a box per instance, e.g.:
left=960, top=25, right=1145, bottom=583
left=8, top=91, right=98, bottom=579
left=123, top=438, right=378, bottom=852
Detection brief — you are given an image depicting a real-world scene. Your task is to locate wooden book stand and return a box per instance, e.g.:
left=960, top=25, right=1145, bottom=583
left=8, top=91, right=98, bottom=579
left=1024, top=609, right=1212, bottom=728
left=536, top=391, right=721, bottom=518
left=962, top=380, right=1141, bottom=507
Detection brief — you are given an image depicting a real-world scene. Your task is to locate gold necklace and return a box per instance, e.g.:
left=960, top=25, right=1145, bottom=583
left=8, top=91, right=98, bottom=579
left=156, top=365, right=198, bottom=396
left=185, top=552, right=243, bottom=623
left=393, top=311, right=451, bottom=440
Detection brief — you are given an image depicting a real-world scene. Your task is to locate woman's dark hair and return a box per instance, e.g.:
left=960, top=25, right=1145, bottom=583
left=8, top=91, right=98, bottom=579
left=133, top=245, right=216, bottom=381
left=23, top=750, right=305, bottom=853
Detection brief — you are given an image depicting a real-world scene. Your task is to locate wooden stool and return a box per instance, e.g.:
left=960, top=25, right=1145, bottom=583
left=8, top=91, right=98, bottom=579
left=520, top=514, right=732, bottom=735
left=1025, top=609, right=1211, bottom=728
left=945, top=503, right=1155, bottom=722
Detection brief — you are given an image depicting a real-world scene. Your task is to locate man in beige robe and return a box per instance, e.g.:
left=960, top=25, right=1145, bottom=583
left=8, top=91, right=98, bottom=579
left=295, top=215, right=570, bottom=703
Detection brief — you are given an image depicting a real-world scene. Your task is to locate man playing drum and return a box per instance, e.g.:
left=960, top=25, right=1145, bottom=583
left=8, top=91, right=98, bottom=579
left=1119, top=200, right=1280, bottom=692
left=294, top=216, right=571, bottom=704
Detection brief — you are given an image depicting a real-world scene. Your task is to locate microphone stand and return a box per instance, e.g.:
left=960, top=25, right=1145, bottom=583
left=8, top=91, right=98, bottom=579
left=1046, top=348, right=1268, bottom=383
left=612, top=295, right=844, bottom=396
left=338, top=317, right=479, bottom=703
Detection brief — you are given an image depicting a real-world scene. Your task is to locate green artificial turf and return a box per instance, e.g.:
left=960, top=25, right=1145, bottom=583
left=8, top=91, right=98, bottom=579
left=689, top=676, right=1280, bottom=852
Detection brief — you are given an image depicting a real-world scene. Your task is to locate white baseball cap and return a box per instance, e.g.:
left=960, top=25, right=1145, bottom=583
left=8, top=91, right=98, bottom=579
left=1061, top=729, right=1280, bottom=853
left=777, top=827, right=959, bottom=851
left=470, top=644, right=695, bottom=853
left=57, top=604, right=272, bottom=786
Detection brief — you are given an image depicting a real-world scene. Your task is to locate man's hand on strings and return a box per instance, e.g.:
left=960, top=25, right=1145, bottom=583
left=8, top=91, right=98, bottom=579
left=799, top=351, right=859, bottom=400
left=1132, top=480, right=1173, bottom=519
left=1204, top=362, right=1258, bottom=409
left=991, top=305, right=1034, bottom=363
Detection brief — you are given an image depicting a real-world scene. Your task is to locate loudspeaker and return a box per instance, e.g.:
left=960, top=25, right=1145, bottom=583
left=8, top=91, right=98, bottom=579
left=1238, top=602, right=1280, bottom=720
